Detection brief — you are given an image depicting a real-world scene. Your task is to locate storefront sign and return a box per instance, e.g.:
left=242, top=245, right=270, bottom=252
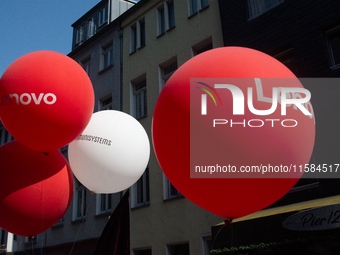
left=282, top=203, right=340, bottom=231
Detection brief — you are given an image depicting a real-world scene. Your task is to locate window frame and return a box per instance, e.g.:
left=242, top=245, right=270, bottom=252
left=96, top=193, right=113, bottom=215
left=99, top=94, right=113, bottom=111
left=87, top=15, right=97, bottom=39
left=100, top=41, right=114, bottom=71
left=73, top=178, right=87, bottom=221
left=187, top=0, right=209, bottom=17
left=200, top=233, right=213, bottom=255
left=130, top=18, right=146, bottom=54
left=188, top=0, right=198, bottom=17
left=0, top=126, right=13, bottom=146
left=131, top=168, right=150, bottom=208
left=98, top=6, right=108, bottom=27
left=191, top=37, right=213, bottom=57
left=247, top=0, right=284, bottom=20
left=81, top=55, right=91, bottom=77
left=159, top=57, right=177, bottom=92
left=326, top=26, right=340, bottom=70
left=273, top=48, right=297, bottom=74
left=157, top=5, right=166, bottom=36
left=157, top=1, right=175, bottom=37
left=75, top=24, right=85, bottom=46
left=24, top=235, right=37, bottom=245
left=166, top=242, right=190, bottom=255
left=130, top=23, right=138, bottom=53
left=133, top=247, right=152, bottom=255
left=163, top=174, right=182, bottom=200
left=131, top=78, right=147, bottom=119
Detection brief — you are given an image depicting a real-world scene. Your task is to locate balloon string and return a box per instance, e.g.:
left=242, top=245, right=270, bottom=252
left=68, top=193, right=91, bottom=255
left=211, top=218, right=233, bottom=251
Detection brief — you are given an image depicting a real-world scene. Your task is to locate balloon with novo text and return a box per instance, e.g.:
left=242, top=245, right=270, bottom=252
left=0, top=51, right=94, bottom=152
left=0, top=140, right=74, bottom=236
left=68, top=110, right=150, bottom=193
left=152, top=47, right=315, bottom=219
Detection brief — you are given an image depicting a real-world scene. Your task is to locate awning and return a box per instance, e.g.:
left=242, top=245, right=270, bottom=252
left=215, top=194, right=340, bottom=225
left=212, top=195, right=340, bottom=255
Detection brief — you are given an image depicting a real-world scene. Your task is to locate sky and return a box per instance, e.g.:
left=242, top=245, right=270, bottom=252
left=0, top=1, right=104, bottom=77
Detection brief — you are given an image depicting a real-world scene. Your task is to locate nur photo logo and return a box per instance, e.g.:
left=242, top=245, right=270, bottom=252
left=195, top=78, right=314, bottom=128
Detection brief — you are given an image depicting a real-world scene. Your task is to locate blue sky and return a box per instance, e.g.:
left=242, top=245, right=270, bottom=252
left=0, top=1, right=104, bottom=77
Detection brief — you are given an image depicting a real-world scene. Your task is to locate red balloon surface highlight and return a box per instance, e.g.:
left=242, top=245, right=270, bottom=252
left=152, top=47, right=315, bottom=219
left=0, top=140, right=74, bottom=236
left=0, top=51, right=94, bottom=152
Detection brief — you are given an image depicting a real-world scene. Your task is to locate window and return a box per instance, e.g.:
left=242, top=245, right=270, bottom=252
left=131, top=24, right=137, bottom=53
left=248, top=0, right=284, bottom=20
left=159, top=57, right=177, bottom=91
left=130, top=18, right=146, bottom=53
left=24, top=235, right=37, bottom=244
left=168, top=1, right=175, bottom=29
left=0, top=126, right=3, bottom=145
left=0, top=229, right=7, bottom=247
left=132, top=78, right=147, bottom=119
left=81, top=56, right=91, bottom=77
left=87, top=16, right=97, bottom=39
left=134, top=248, right=152, bottom=255
left=96, top=194, right=113, bottom=215
left=101, top=42, right=113, bottom=70
left=167, top=243, right=190, bottom=255
left=326, top=26, right=340, bottom=69
left=99, top=6, right=108, bottom=26
left=54, top=217, right=64, bottom=227
left=99, top=95, right=113, bottom=111
left=192, top=37, right=213, bottom=56
left=163, top=175, right=181, bottom=200
left=75, top=25, right=85, bottom=45
left=157, top=5, right=166, bottom=36
left=200, top=234, right=213, bottom=255
left=131, top=168, right=150, bottom=208
left=188, top=0, right=197, bottom=16
left=140, top=19, right=146, bottom=47
left=73, top=179, right=86, bottom=221
left=188, top=0, right=209, bottom=17
left=157, top=1, right=175, bottom=36
left=0, top=126, right=13, bottom=145
left=273, top=48, right=297, bottom=74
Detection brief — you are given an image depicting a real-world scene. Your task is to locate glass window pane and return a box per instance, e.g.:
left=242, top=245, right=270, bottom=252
left=77, top=190, right=82, bottom=218
left=140, top=21, right=146, bottom=47
left=108, top=194, right=112, bottom=210
left=137, top=177, right=144, bottom=204
left=330, top=33, right=340, bottom=65
left=146, top=168, right=150, bottom=202
left=160, top=9, right=165, bottom=34
left=101, top=194, right=106, bottom=211
left=168, top=2, right=175, bottom=29
left=189, top=0, right=197, bottom=16
left=201, top=0, right=209, bottom=9
left=136, top=93, right=142, bottom=119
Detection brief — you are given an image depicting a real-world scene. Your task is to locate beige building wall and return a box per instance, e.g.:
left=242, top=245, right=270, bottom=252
left=121, top=0, right=224, bottom=254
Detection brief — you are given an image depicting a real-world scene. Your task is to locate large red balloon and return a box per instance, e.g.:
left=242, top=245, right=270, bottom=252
left=152, top=47, right=315, bottom=219
left=0, top=140, right=74, bottom=236
left=0, top=51, right=94, bottom=152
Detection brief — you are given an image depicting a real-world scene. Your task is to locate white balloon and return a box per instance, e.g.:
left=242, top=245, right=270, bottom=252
left=68, top=110, right=150, bottom=193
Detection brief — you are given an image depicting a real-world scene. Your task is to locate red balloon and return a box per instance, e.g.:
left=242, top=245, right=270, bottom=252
left=0, top=51, right=94, bottom=152
left=0, top=140, right=74, bottom=236
left=152, top=47, right=315, bottom=219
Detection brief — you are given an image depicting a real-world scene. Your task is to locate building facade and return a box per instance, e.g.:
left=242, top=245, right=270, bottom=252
left=212, top=0, right=340, bottom=254
left=0, top=1, right=135, bottom=254
left=120, top=0, right=224, bottom=254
